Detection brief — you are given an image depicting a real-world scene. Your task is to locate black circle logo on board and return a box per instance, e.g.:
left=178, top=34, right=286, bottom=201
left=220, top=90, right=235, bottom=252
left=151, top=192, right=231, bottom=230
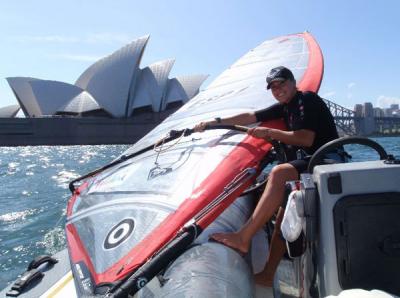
left=104, top=218, right=135, bottom=250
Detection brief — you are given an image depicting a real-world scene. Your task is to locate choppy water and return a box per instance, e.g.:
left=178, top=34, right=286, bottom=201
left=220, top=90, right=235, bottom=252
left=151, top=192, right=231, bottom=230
left=0, top=138, right=399, bottom=289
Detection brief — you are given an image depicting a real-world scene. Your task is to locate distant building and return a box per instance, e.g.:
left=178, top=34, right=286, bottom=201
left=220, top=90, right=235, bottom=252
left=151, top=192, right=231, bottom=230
left=373, top=107, right=384, bottom=118
left=354, top=104, right=363, bottom=117
left=5, top=35, right=208, bottom=119
left=383, top=108, right=393, bottom=117
left=362, top=102, right=374, bottom=117
left=390, top=104, right=399, bottom=110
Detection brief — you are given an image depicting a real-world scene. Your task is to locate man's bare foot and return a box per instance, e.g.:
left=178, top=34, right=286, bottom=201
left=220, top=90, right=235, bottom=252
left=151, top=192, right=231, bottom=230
left=254, top=272, right=273, bottom=287
left=210, top=232, right=250, bottom=255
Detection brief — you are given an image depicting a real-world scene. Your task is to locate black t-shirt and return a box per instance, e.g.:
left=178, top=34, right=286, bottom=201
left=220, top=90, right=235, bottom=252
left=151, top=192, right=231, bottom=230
left=254, top=91, right=338, bottom=155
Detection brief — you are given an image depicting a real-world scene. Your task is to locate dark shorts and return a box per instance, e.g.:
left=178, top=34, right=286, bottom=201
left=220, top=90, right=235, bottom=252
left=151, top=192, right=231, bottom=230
left=287, top=152, right=346, bottom=175
left=287, top=158, right=309, bottom=175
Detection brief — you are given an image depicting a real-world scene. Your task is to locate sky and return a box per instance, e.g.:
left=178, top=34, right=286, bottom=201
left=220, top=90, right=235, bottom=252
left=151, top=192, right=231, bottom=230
left=1, top=0, right=400, bottom=111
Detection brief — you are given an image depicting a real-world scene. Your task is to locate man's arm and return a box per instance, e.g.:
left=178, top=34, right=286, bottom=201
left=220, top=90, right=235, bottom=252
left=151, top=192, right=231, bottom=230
left=215, top=112, right=257, bottom=126
left=248, top=127, right=315, bottom=148
left=194, top=112, right=257, bottom=132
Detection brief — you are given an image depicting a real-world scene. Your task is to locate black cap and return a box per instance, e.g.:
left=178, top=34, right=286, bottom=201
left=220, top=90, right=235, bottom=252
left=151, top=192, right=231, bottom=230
left=266, top=66, right=295, bottom=89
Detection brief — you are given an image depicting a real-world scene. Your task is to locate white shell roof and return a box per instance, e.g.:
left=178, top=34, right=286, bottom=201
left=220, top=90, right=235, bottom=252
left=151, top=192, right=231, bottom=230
left=130, top=59, right=175, bottom=113
left=0, top=104, right=20, bottom=118
left=56, top=91, right=101, bottom=114
left=6, top=77, right=41, bottom=117
left=163, top=74, right=208, bottom=110
left=75, top=35, right=150, bottom=117
left=29, top=80, right=85, bottom=116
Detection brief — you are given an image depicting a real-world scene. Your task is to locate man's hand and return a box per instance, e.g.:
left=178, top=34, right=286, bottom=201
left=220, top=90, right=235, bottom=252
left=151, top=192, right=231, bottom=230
left=194, top=121, right=212, bottom=132
left=247, top=127, right=271, bottom=140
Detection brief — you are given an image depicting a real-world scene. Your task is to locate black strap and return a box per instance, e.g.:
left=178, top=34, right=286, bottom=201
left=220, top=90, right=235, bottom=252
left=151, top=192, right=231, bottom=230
left=6, top=269, right=44, bottom=297
left=27, top=255, right=58, bottom=270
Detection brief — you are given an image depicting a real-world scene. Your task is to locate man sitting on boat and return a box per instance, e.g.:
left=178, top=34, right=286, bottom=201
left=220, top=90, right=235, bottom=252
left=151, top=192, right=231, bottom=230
left=194, top=66, right=339, bottom=286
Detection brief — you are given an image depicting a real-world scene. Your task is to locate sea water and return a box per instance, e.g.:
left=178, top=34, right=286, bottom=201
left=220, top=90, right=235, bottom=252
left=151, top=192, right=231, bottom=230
left=0, top=138, right=399, bottom=289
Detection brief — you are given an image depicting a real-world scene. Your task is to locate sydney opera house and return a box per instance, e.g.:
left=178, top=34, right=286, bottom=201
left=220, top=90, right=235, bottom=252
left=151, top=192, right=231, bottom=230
left=0, top=104, right=20, bottom=118
left=0, top=35, right=207, bottom=145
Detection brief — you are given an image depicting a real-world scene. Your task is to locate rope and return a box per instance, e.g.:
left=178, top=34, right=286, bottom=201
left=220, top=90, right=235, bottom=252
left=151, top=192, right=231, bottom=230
left=153, top=128, right=188, bottom=166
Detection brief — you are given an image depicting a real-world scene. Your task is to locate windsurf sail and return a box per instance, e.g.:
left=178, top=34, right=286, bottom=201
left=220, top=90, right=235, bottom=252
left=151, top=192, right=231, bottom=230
left=65, top=32, right=324, bottom=297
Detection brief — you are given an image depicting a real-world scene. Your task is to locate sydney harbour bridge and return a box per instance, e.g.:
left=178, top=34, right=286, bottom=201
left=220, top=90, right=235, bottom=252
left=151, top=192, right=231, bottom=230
left=324, top=99, right=400, bottom=136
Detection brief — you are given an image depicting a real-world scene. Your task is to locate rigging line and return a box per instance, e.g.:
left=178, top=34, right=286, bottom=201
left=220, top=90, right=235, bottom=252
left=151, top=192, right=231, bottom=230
left=154, top=128, right=188, bottom=153
left=153, top=128, right=188, bottom=166
left=194, top=167, right=257, bottom=222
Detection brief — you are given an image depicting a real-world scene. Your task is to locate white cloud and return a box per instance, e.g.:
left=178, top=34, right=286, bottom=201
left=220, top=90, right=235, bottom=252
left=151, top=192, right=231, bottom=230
left=347, top=82, right=355, bottom=89
left=54, top=54, right=103, bottom=62
left=376, top=95, right=400, bottom=108
left=13, top=35, right=80, bottom=43
left=85, top=33, right=132, bottom=44
left=13, top=33, right=132, bottom=45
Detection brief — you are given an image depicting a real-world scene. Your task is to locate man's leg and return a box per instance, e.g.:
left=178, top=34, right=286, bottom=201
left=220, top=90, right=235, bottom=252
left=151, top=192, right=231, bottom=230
left=254, top=207, right=286, bottom=286
left=211, top=163, right=299, bottom=254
